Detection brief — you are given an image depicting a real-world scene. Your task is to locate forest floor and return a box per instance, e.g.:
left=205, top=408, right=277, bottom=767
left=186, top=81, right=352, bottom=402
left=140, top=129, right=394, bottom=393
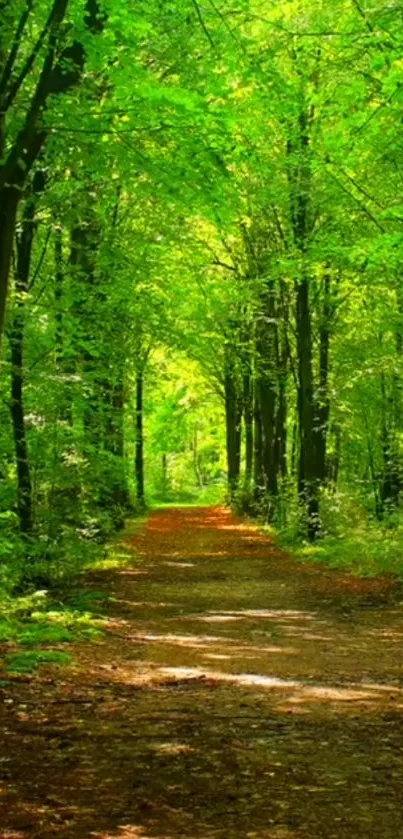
left=1, top=506, right=403, bottom=839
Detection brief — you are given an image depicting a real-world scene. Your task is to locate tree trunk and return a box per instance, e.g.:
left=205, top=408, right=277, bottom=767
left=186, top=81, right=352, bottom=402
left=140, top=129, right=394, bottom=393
left=0, top=186, right=19, bottom=341
left=255, top=287, right=279, bottom=516
left=104, top=379, right=130, bottom=513
left=193, top=424, right=203, bottom=488
left=258, top=377, right=277, bottom=498
left=296, top=276, right=319, bottom=538
left=0, top=0, right=101, bottom=345
left=253, top=394, right=264, bottom=503
left=70, top=218, right=103, bottom=449
left=54, top=225, right=75, bottom=424
left=224, top=367, right=241, bottom=496
left=327, top=423, right=341, bottom=490
left=162, top=453, right=168, bottom=498
left=55, top=226, right=64, bottom=364
left=243, top=372, right=253, bottom=487
left=8, top=186, right=38, bottom=536
left=135, top=369, right=145, bottom=505
left=10, top=330, right=33, bottom=537
left=380, top=290, right=403, bottom=509
left=379, top=369, right=400, bottom=512
left=291, top=421, right=297, bottom=477
left=287, top=104, right=320, bottom=539
left=315, top=273, right=331, bottom=484
left=274, top=353, right=287, bottom=481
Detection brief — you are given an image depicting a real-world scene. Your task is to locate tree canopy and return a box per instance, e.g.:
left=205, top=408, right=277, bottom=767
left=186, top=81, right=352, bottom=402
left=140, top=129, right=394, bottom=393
left=1, top=0, right=403, bottom=584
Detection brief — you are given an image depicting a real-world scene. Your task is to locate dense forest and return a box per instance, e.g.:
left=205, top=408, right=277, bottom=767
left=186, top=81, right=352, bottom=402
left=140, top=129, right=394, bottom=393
left=2, top=0, right=403, bottom=589
left=2, top=5, right=403, bottom=837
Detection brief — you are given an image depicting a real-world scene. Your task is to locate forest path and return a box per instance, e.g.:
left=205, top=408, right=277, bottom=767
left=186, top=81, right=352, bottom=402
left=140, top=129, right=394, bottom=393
left=1, top=506, right=403, bottom=839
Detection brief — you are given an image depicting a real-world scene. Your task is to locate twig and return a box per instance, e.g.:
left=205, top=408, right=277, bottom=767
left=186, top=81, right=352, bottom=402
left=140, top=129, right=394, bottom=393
left=191, top=0, right=215, bottom=48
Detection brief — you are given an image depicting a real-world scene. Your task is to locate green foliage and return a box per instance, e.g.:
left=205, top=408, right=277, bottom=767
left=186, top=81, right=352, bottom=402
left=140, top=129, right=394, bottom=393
left=63, top=589, right=111, bottom=612
left=0, top=586, right=107, bottom=676
left=0, top=620, right=19, bottom=642
left=143, top=351, right=226, bottom=503
left=5, top=651, right=73, bottom=674
left=18, top=624, right=74, bottom=645
left=289, top=524, right=403, bottom=580
left=277, top=488, right=403, bottom=578
left=3, top=0, right=403, bottom=591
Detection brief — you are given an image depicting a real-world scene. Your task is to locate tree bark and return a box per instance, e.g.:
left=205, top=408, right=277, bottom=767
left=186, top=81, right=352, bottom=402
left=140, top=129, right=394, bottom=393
left=287, top=105, right=319, bottom=539
left=55, top=226, right=64, bottom=364
left=0, top=186, right=19, bottom=340
left=8, top=182, right=39, bottom=536
left=274, top=348, right=287, bottom=481
left=254, top=286, right=279, bottom=516
left=0, top=0, right=102, bottom=345
left=296, top=276, right=319, bottom=538
left=162, top=453, right=168, bottom=498
left=327, top=423, right=341, bottom=489
left=379, top=290, right=403, bottom=509
left=315, top=273, right=331, bottom=484
left=193, top=424, right=203, bottom=488
left=253, top=390, right=264, bottom=503
left=224, top=367, right=241, bottom=496
left=10, top=329, right=33, bottom=537
left=54, top=224, right=75, bottom=425
left=135, top=369, right=145, bottom=505
left=104, top=379, right=130, bottom=512
left=243, top=372, right=253, bottom=487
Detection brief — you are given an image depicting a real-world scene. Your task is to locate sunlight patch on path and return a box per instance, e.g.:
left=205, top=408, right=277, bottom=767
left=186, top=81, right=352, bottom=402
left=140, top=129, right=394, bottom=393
left=160, top=666, right=300, bottom=689
left=161, top=562, right=196, bottom=568
left=153, top=666, right=403, bottom=709
left=129, top=631, right=298, bottom=655
left=191, top=609, right=327, bottom=624
left=93, top=829, right=303, bottom=839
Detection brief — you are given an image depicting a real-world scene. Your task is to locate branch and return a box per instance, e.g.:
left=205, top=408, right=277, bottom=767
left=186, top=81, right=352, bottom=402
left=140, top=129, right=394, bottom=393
left=191, top=0, right=215, bottom=47
left=271, top=205, right=288, bottom=250
left=351, top=0, right=396, bottom=46
left=206, top=0, right=247, bottom=54
left=212, top=258, right=236, bottom=272
left=340, top=168, right=384, bottom=210
left=29, top=229, right=51, bottom=290
left=326, top=169, right=385, bottom=231
left=351, top=0, right=374, bottom=28
left=3, top=0, right=66, bottom=111
left=352, top=87, right=398, bottom=137
left=0, top=0, right=34, bottom=100
left=28, top=347, right=54, bottom=371
left=0, top=0, right=93, bottom=191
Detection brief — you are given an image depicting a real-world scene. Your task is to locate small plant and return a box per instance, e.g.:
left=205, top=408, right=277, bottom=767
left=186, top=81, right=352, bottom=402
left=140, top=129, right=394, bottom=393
left=18, top=624, right=73, bottom=645
left=5, top=650, right=73, bottom=674
left=0, top=620, right=19, bottom=641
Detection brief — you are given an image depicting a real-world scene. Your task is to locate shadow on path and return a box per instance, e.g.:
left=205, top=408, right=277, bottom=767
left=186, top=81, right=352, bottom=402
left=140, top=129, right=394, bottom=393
left=1, top=507, right=403, bottom=838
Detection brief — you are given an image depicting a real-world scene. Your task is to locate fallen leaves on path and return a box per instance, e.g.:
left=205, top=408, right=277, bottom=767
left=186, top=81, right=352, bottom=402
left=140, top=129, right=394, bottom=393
left=0, top=506, right=403, bottom=839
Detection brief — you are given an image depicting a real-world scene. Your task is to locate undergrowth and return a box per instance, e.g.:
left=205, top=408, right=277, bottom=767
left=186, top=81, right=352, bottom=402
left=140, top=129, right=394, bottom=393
left=5, top=650, right=73, bottom=674
left=0, top=588, right=109, bottom=673
left=277, top=490, right=403, bottom=579
left=0, top=522, right=141, bottom=675
left=233, top=485, right=403, bottom=579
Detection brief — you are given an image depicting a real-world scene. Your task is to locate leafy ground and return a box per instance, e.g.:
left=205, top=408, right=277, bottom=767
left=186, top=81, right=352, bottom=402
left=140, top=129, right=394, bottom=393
left=1, top=507, right=403, bottom=839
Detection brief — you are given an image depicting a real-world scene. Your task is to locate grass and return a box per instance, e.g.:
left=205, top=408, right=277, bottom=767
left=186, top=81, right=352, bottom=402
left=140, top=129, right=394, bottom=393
left=0, top=595, right=106, bottom=673
left=5, top=650, right=73, bottom=674
left=293, top=528, right=403, bottom=578
left=149, top=482, right=226, bottom=508
left=0, top=520, right=143, bottom=675
left=276, top=492, right=403, bottom=579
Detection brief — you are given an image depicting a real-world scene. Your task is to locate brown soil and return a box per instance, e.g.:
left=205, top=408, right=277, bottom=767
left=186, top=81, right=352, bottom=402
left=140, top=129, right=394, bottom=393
left=1, top=506, right=403, bottom=839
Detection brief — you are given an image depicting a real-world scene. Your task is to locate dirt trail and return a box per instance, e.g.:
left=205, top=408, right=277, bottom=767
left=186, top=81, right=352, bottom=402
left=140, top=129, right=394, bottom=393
left=1, top=506, right=403, bottom=839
